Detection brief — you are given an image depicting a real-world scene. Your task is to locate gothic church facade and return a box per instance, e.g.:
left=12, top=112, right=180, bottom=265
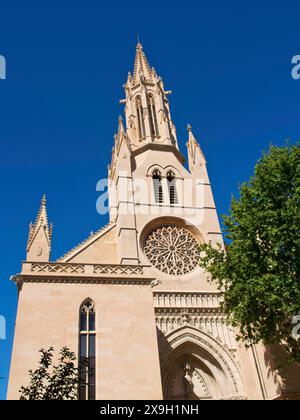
left=7, top=44, right=300, bottom=400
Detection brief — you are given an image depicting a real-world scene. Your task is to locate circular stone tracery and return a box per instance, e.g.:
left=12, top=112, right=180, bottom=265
left=144, top=225, right=200, bottom=276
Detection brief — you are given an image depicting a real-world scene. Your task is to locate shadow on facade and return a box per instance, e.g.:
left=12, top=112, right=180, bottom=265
left=264, top=343, right=300, bottom=400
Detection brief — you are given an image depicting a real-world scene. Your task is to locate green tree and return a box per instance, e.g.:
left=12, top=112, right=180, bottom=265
left=199, top=144, right=300, bottom=363
left=19, top=347, right=83, bottom=400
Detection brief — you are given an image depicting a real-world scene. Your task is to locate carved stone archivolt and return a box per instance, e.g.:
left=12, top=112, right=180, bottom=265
left=159, top=326, right=246, bottom=400
left=144, top=225, right=200, bottom=276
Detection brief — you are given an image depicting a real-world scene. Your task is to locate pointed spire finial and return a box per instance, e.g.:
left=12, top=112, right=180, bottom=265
left=41, top=193, right=46, bottom=206
left=26, top=194, right=53, bottom=261
left=186, top=124, right=206, bottom=166
left=187, top=124, right=197, bottom=144
left=116, top=115, right=125, bottom=141
left=133, top=41, right=152, bottom=82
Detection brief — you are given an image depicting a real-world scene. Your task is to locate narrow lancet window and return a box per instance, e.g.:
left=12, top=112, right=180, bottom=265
left=167, top=171, right=178, bottom=205
left=152, top=169, right=164, bottom=204
left=147, top=94, right=159, bottom=137
left=136, top=96, right=146, bottom=140
left=79, top=299, right=96, bottom=400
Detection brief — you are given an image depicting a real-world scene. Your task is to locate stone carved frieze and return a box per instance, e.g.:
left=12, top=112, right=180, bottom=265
left=27, top=262, right=144, bottom=276
left=13, top=262, right=152, bottom=287
left=93, top=264, right=143, bottom=275
left=154, top=291, right=237, bottom=351
left=153, top=291, right=222, bottom=308
left=31, top=263, right=85, bottom=274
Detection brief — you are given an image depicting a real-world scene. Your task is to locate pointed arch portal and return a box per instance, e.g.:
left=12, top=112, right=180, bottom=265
left=159, top=326, right=245, bottom=400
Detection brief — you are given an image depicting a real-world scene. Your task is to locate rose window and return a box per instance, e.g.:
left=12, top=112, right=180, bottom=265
left=144, top=225, right=200, bottom=276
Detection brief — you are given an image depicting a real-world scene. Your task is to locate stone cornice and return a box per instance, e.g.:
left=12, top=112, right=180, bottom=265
left=13, top=275, right=153, bottom=286
left=12, top=261, right=155, bottom=286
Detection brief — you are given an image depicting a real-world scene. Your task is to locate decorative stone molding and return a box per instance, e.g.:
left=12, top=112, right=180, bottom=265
left=153, top=291, right=222, bottom=308
left=93, top=264, right=144, bottom=276
left=159, top=326, right=245, bottom=399
left=153, top=291, right=236, bottom=349
left=155, top=307, right=236, bottom=351
left=31, top=263, right=85, bottom=274
left=12, top=262, right=154, bottom=286
left=12, top=275, right=153, bottom=287
left=21, top=262, right=148, bottom=276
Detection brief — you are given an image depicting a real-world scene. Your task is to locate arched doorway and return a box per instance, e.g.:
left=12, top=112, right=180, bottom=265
left=165, top=354, right=213, bottom=400
left=159, top=326, right=245, bottom=400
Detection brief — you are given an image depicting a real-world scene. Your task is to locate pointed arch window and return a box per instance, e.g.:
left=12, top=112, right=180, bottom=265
left=147, top=94, right=159, bottom=137
left=136, top=96, right=146, bottom=140
left=167, top=170, right=179, bottom=205
left=152, top=169, right=164, bottom=204
left=79, top=299, right=96, bottom=400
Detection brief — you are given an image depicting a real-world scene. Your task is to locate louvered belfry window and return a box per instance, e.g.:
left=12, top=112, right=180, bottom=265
left=152, top=169, right=163, bottom=204
left=167, top=171, right=179, bottom=205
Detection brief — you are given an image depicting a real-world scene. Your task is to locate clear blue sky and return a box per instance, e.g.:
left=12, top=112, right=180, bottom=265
left=0, top=1, right=299, bottom=399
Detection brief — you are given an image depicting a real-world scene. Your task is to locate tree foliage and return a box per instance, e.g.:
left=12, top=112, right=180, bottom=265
left=199, top=144, right=300, bottom=363
left=19, top=347, right=82, bottom=400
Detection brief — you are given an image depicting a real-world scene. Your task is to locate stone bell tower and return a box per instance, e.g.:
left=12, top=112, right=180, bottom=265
left=108, top=42, right=224, bottom=287
left=108, top=42, right=182, bottom=265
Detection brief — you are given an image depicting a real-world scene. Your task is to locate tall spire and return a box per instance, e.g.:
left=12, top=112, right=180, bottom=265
left=26, top=194, right=53, bottom=261
left=133, top=42, right=153, bottom=83
left=120, top=43, right=178, bottom=151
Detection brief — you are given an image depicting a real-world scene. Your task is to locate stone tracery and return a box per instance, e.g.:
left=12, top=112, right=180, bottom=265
left=159, top=326, right=246, bottom=400
left=144, top=225, right=200, bottom=275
